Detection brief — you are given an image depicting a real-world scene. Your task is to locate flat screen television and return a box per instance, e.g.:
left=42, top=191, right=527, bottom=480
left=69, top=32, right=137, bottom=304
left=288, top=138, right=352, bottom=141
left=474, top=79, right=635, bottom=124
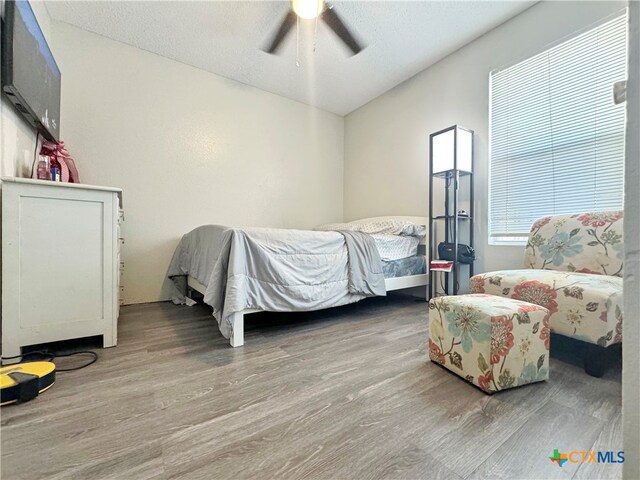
left=1, top=0, right=61, bottom=141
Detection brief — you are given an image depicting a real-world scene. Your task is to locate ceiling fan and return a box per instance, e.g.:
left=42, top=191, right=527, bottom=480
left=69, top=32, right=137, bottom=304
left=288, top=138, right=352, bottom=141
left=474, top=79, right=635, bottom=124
left=264, top=0, right=364, bottom=56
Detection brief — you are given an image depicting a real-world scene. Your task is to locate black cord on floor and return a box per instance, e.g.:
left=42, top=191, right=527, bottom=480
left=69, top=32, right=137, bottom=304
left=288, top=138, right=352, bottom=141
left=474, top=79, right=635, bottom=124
left=1, top=350, right=97, bottom=371
left=29, top=131, right=40, bottom=178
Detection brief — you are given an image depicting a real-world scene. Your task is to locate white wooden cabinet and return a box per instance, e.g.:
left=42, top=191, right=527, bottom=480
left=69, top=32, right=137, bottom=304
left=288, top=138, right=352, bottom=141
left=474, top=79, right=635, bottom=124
left=1, top=177, right=123, bottom=362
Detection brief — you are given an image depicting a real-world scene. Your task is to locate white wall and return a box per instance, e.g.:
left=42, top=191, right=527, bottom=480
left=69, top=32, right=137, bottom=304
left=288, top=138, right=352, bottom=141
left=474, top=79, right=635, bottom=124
left=343, top=1, right=627, bottom=274
left=0, top=0, right=51, bottom=178
left=50, top=21, right=345, bottom=304
left=3, top=1, right=628, bottom=304
left=623, top=1, right=639, bottom=478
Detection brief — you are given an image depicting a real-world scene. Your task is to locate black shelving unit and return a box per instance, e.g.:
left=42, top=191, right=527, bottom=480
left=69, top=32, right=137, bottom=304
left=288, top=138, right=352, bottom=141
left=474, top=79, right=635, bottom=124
left=428, top=125, right=474, bottom=299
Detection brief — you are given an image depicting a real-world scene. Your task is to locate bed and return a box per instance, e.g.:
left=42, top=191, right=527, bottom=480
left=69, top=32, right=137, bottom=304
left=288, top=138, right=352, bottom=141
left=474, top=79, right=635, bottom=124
left=168, top=216, right=428, bottom=347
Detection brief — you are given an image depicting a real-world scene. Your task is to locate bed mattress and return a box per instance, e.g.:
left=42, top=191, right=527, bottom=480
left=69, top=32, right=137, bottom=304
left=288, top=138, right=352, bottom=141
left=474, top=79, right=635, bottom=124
left=370, top=234, right=421, bottom=261
left=382, top=255, right=426, bottom=279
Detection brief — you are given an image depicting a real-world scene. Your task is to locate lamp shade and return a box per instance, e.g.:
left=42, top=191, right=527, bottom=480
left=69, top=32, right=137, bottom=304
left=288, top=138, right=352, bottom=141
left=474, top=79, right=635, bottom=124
left=430, top=126, right=473, bottom=174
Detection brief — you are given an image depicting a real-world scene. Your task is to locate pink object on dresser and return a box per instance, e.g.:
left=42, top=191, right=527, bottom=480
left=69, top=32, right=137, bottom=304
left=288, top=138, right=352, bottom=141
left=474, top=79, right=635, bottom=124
left=40, top=140, right=80, bottom=183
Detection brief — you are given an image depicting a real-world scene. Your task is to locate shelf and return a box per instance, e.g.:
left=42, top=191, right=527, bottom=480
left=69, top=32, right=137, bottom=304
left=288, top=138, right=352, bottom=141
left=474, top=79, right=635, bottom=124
left=432, top=169, right=473, bottom=179
left=428, top=126, right=475, bottom=299
left=433, top=215, right=472, bottom=220
left=430, top=262, right=474, bottom=272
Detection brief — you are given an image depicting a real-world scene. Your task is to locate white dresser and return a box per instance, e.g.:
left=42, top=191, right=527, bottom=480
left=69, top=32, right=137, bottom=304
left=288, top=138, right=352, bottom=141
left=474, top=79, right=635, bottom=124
left=1, top=177, right=123, bottom=362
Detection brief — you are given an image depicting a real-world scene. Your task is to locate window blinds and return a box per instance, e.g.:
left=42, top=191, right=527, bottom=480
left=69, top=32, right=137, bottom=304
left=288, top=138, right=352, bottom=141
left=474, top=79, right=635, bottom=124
left=489, top=13, right=627, bottom=241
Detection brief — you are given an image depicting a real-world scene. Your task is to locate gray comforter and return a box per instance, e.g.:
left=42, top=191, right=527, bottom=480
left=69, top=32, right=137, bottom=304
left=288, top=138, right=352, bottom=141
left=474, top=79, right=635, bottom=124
left=167, top=225, right=385, bottom=339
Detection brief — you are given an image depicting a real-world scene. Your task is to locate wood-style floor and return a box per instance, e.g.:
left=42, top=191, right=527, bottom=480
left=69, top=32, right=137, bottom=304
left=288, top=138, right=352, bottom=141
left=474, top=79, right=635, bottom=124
left=1, top=295, right=622, bottom=480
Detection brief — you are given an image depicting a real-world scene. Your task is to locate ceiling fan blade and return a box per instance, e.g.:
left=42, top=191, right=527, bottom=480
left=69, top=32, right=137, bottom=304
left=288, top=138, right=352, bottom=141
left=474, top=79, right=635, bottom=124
left=264, top=10, right=297, bottom=54
left=321, top=6, right=363, bottom=55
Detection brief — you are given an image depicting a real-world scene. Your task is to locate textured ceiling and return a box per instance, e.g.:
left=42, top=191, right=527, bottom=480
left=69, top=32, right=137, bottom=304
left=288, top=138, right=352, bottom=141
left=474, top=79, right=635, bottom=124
left=45, top=1, right=535, bottom=115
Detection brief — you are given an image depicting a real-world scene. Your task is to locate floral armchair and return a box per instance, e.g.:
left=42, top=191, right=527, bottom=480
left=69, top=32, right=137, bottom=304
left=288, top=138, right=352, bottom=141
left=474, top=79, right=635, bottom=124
left=470, top=211, right=624, bottom=377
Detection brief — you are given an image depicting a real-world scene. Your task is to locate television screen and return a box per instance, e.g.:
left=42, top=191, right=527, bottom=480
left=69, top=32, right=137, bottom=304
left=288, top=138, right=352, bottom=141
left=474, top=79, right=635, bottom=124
left=1, top=0, right=61, bottom=141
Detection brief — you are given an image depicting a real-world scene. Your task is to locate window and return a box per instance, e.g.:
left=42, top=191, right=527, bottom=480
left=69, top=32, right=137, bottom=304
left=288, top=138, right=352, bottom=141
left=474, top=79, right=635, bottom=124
left=489, top=13, right=627, bottom=244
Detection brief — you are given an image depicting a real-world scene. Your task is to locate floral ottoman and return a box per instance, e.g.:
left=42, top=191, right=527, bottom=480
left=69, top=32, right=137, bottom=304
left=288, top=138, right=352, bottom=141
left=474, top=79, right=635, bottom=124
left=469, top=211, right=624, bottom=378
left=428, top=294, right=550, bottom=394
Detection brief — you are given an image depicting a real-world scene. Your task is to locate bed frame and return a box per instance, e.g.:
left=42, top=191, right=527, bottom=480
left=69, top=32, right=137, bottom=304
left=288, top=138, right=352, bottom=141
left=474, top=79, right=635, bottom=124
left=186, top=216, right=429, bottom=348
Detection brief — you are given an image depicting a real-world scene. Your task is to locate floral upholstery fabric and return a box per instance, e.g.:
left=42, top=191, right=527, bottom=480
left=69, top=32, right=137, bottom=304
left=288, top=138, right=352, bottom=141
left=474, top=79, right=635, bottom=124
left=470, top=271, right=623, bottom=347
left=470, top=210, right=624, bottom=347
left=523, top=211, right=624, bottom=277
left=428, top=294, right=550, bottom=394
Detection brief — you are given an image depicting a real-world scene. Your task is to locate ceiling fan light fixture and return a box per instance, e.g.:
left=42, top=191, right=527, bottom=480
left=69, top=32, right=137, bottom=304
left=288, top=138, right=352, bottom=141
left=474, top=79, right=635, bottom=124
left=264, top=0, right=363, bottom=56
left=292, top=0, right=324, bottom=19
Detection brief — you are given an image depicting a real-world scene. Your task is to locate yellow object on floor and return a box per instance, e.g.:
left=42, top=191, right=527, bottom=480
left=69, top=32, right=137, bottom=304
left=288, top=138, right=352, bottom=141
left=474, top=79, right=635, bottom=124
left=0, top=361, right=56, bottom=406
